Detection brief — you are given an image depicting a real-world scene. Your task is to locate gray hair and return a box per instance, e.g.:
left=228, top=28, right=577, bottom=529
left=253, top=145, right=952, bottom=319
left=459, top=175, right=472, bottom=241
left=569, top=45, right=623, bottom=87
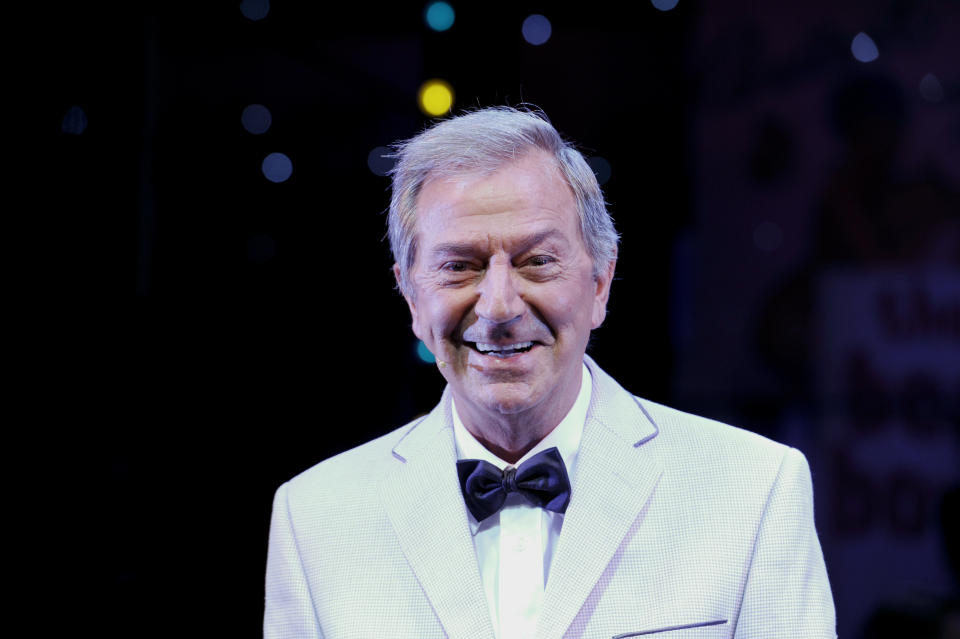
left=387, top=106, right=618, bottom=297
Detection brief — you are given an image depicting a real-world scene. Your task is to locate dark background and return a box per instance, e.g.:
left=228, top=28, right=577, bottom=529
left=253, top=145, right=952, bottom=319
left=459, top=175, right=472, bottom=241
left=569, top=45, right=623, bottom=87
left=46, top=1, right=958, bottom=637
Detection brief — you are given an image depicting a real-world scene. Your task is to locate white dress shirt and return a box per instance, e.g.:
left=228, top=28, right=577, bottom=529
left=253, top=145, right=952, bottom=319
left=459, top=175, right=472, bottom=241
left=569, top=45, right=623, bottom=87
left=452, top=363, right=591, bottom=639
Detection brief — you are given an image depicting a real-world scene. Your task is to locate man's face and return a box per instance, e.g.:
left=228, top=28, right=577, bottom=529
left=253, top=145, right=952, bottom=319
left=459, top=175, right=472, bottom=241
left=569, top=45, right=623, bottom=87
left=398, top=150, right=615, bottom=425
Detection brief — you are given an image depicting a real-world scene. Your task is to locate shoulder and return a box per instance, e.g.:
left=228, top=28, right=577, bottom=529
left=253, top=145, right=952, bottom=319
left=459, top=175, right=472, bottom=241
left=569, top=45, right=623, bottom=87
left=586, top=356, right=800, bottom=482
left=281, top=414, right=428, bottom=508
left=639, top=397, right=787, bottom=455
left=635, top=396, right=803, bottom=488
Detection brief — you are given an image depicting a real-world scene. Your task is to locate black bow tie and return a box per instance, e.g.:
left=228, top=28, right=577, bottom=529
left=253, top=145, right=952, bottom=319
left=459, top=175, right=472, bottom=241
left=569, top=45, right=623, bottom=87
left=456, top=447, right=572, bottom=523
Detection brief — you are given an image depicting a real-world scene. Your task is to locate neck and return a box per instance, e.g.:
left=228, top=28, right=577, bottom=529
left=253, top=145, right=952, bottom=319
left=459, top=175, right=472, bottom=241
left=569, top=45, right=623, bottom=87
left=464, top=418, right=553, bottom=465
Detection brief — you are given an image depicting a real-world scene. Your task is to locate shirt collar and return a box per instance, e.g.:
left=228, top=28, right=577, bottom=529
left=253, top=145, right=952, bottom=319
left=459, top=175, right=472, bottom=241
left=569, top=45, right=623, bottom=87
left=452, top=362, right=591, bottom=532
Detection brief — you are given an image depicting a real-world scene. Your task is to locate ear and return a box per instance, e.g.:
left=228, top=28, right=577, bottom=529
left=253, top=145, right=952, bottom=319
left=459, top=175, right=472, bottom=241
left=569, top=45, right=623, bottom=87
left=591, top=255, right=617, bottom=329
left=394, top=263, right=422, bottom=339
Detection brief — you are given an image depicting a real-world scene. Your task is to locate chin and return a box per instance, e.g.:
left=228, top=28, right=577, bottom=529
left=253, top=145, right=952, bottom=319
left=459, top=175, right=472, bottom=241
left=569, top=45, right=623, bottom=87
left=475, top=383, right=542, bottom=416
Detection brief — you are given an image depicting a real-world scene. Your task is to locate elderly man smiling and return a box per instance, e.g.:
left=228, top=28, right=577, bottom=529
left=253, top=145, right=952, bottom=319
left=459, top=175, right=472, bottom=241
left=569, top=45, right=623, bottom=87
left=264, top=107, right=836, bottom=639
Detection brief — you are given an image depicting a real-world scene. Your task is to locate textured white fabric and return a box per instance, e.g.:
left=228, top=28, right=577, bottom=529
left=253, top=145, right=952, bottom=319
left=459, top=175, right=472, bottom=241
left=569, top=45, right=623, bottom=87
left=498, top=505, right=542, bottom=639
left=264, top=356, right=836, bottom=639
left=452, top=362, right=591, bottom=639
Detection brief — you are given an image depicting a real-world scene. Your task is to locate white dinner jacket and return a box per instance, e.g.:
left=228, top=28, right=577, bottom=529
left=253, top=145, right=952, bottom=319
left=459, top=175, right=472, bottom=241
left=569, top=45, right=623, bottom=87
left=265, top=356, right=836, bottom=638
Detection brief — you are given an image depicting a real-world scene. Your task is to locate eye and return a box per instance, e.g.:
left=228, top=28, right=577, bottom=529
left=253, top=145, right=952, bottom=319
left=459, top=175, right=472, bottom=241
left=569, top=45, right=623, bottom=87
left=441, top=261, right=469, bottom=272
left=526, top=255, right=555, bottom=267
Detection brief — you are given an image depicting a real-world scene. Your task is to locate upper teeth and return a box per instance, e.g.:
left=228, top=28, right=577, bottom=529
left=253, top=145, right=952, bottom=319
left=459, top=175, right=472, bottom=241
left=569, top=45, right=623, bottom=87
left=476, top=342, right=533, bottom=352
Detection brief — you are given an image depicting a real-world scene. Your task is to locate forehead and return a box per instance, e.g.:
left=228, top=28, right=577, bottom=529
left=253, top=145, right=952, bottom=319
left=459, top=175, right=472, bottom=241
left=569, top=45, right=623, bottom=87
left=414, top=151, right=580, bottom=247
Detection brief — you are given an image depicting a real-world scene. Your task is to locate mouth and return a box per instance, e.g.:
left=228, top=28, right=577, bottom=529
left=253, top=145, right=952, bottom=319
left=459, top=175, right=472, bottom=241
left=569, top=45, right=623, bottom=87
left=466, top=341, right=537, bottom=358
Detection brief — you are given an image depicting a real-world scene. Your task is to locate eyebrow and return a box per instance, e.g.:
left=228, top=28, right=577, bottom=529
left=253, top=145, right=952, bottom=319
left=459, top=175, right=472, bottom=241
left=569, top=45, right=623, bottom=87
left=427, top=229, right=568, bottom=259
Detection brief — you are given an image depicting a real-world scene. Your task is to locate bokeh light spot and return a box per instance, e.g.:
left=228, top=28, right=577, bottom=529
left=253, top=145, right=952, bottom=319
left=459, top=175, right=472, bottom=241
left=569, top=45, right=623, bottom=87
left=241, top=104, right=272, bottom=134
left=262, top=152, right=293, bottom=183
left=919, top=73, right=944, bottom=103
left=367, top=146, right=395, bottom=176
left=587, top=156, right=612, bottom=185
left=651, top=0, right=679, bottom=11
left=851, top=32, right=879, bottom=63
left=61, top=105, right=88, bottom=135
left=753, top=221, right=783, bottom=252
left=418, top=79, right=454, bottom=117
left=522, top=14, right=552, bottom=46
left=416, top=340, right=436, bottom=364
left=425, top=2, right=455, bottom=32
left=240, top=0, right=270, bottom=21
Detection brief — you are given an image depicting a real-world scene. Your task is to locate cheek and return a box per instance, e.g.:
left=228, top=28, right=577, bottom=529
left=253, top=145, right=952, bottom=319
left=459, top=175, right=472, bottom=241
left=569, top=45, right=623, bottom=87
left=545, top=282, right=594, bottom=326
left=420, top=295, right=469, bottom=341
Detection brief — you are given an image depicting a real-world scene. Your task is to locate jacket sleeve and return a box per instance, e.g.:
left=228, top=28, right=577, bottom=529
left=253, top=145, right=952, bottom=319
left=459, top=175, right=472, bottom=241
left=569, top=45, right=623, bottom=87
left=733, top=448, right=837, bottom=638
left=264, top=482, right=324, bottom=639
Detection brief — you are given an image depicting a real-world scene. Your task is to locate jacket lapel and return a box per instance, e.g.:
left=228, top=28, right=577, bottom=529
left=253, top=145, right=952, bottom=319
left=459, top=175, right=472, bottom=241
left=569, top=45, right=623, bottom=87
left=536, top=358, right=664, bottom=639
left=380, top=388, right=496, bottom=639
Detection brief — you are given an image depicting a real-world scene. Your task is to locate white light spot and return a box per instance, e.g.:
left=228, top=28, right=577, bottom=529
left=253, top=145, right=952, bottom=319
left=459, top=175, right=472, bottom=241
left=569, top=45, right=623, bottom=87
left=240, top=0, right=270, bottom=21
left=522, top=14, right=552, bottom=46
left=651, top=0, right=679, bottom=11
left=241, top=104, right=272, bottom=134
left=851, top=32, right=879, bottom=63
left=262, top=152, right=293, bottom=183
left=919, top=73, right=944, bottom=103
left=367, top=146, right=395, bottom=176
left=754, top=221, right=783, bottom=252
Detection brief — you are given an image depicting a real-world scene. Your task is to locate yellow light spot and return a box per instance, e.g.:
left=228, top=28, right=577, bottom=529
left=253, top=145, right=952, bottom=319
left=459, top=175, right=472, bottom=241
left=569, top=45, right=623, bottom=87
left=418, top=79, right=454, bottom=117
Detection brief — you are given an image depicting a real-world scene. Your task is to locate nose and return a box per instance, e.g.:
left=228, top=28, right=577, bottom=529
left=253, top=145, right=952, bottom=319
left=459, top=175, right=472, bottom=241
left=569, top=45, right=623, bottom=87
left=474, top=258, right=525, bottom=324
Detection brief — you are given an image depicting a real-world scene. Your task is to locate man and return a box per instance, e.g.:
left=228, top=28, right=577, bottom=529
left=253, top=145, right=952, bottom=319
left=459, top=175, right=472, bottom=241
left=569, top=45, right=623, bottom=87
left=264, top=107, right=836, bottom=638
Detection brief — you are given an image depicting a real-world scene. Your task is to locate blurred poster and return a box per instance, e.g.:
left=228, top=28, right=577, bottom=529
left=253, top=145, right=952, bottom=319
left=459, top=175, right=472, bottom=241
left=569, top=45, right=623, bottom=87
left=816, top=268, right=959, bottom=635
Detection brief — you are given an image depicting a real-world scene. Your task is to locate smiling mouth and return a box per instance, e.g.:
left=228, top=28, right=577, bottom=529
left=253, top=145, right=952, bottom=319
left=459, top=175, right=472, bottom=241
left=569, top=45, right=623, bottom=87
left=467, top=341, right=536, bottom=358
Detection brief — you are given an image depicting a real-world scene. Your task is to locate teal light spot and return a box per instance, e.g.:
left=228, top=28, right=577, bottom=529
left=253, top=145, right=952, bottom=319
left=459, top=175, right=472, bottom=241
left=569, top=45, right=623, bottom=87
left=425, top=2, right=455, bottom=32
left=416, top=340, right=436, bottom=363
left=240, top=0, right=270, bottom=21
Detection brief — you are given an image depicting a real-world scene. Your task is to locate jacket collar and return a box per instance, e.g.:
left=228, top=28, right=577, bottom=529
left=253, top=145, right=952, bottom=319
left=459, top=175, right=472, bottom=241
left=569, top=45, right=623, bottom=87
left=383, top=355, right=662, bottom=639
